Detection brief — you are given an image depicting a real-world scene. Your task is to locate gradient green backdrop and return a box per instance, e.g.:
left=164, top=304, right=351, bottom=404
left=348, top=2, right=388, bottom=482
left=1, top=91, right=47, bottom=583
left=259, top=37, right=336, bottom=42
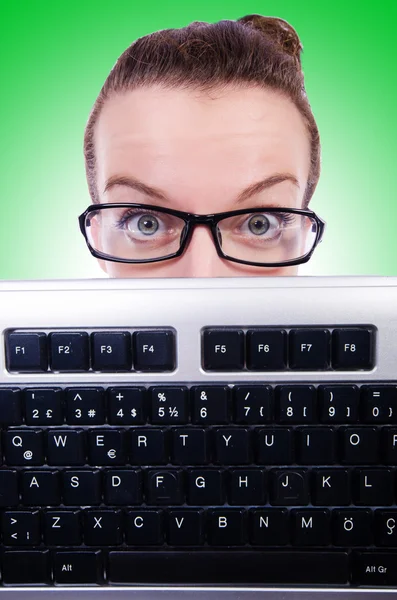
left=0, top=0, right=396, bottom=279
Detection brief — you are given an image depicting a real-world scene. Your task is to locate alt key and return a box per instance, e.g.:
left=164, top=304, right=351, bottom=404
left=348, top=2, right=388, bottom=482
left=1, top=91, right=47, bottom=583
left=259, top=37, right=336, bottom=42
left=54, top=551, right=103, bottom=584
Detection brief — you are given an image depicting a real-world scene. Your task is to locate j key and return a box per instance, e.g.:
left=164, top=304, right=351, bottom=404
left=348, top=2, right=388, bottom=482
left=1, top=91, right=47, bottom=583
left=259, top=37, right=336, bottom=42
left=270, top=470, right=309, bottom=505
left=361, top=385, right=397, bottom=423
left=62, top=470, right=101, bottom=505
left=352, top=469, right=394, bottom=505
left=54, top=551, right=102, bottom=584
left=150, top=386, right=188, bottom=424
left=108, top=386, right=146, bottom=425
left=332, top=509, right=373, bottom=546
left=24, top=387, right=63, bottom=425
left=146, top=470, right=184, bottom=504
left=341, top=427, right=380, bottom=464
left=188, top=469, right=224, bottom=505
left=65, top=387, right=106, bottom=424
left=4, top=429, right=44, bottom=465
left=44, top=511, right=81, bottom=545
left=84, top=510, right=122, bottom=545
left=167, top=510, right=204, bottom=545
left=214, top=428, right=250, bottom=464
left=233, top=385, right=273, bottom=424
left=126, top=510, right=163, bottom=545
left=0, top=470, right=19, bottom=507
left=229, top=469, right=266, bottom=505
left=318, top=385, right=359, bottom=424
left=191, top=386, right=229, bottom=424
left=47, top=429, right=86, bottom=465
left=312, top=469, right=351, bottom=505
left=291, top=509, right=331, bottom=545
left=257, top=428, right=293, bottom=465
left=2, top=550, right=50, bottom=584
left=296, top=427, right=336, bottom=464
left=104, top=470, right=142, bottom=505
left=374, top=510, right=397, bottom=546
left=172, top=428, right=208, bottom=465
left=2, top=511, right=41, bottom=545
left=22, top=470, right=61, bottom=506
left=276, top=386, right=316, bottom=423
left=130, top=429, right=167, bottom=465
left=0, top=387, right=22, bottom=424
left=88, top=429, right=126, bottom=465
left=208, top=509, right=245, bottom=545
left=250, top=509, right=289, bottom=545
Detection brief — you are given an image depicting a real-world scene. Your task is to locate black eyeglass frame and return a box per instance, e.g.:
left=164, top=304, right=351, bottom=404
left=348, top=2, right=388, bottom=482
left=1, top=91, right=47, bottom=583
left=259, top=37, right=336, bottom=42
left=78, top=203, right=326, bottom=268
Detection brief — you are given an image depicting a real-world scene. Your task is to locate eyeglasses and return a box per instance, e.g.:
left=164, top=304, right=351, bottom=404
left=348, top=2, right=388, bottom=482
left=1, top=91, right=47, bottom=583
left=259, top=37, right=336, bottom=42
left=78, top=203, right=326, bottom=268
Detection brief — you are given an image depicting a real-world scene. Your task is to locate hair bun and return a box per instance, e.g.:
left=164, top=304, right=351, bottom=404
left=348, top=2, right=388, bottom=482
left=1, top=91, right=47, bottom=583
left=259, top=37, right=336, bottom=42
left=237, top=14, right=303, bottom=69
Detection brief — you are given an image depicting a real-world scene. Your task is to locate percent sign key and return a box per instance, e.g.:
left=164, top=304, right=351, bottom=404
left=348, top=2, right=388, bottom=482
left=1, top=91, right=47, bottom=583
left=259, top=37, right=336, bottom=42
left=150, top=387, right=189, bottom=424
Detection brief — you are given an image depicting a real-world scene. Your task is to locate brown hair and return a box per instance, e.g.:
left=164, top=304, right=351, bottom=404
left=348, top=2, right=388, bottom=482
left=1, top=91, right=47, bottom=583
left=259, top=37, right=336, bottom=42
left=84, top=14, right=320, bottom=208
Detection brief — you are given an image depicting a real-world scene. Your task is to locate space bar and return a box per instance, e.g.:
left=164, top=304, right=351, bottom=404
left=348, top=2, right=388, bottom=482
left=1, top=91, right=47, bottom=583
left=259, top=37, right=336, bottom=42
left=109, top=551, right=349, bottom=584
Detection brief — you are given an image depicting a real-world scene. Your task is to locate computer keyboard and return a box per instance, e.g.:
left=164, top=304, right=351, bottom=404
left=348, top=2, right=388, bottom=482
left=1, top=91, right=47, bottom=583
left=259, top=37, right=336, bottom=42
left=0, top=275, right=397, bottom=598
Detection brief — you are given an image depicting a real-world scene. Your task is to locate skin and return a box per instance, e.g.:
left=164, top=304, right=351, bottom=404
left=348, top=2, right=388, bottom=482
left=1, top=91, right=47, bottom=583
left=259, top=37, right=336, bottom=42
left=91, top=85, right=312, bottom=277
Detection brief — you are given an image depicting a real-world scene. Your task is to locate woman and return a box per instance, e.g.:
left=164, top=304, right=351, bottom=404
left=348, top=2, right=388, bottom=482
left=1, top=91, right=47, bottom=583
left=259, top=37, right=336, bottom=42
left=79, top=14, right=326, bottom=277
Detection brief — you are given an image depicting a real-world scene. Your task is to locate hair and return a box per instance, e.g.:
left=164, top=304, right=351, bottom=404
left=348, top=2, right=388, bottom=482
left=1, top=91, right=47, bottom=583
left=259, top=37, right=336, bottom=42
left=84, top=14, right=320, bottom=209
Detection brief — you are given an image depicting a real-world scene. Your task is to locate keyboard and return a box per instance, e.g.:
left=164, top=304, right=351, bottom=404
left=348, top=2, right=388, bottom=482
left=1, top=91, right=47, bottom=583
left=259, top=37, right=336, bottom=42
left=0, top=275, right=397, bottom=598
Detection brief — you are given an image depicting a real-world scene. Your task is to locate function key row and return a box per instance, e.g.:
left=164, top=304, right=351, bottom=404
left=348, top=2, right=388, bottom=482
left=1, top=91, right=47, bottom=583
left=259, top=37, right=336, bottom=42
left=203, top=327, right=374, bottom=371
left=5, top=329, right=175, bottom=373
left=1, top=384, right=395, bottom=426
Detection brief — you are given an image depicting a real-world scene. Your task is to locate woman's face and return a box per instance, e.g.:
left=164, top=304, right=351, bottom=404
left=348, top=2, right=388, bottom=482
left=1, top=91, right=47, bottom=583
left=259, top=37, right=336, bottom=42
left=92, top=85, right=311, bottom=277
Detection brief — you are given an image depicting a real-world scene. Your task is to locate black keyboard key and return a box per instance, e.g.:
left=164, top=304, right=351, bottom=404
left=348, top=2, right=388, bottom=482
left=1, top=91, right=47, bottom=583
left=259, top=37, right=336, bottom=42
left=246, top=329, right=287, bottom=370
left=352, top=552, right=397, bottom=586
left=133, top=330, right=175, bottom=371
left=229, top=469, right=266, bottom=505
left=270, top=469, right=309, bottom=505
left=0, top=387, right=22, bottom=424
left=202, top=329, right=244, bottom=370
left=172, top=428, right=208, bottom=465
left=292, top=509, right=331, bottom=545
left=191, top=386, right=229, bottom=424
left=289, top=329, right=331, bottom=369
left=49, top=331, right=89, bottom=371
left=104, top=470, right=142, bottom=505
left=47, top=429, right=86, bottom=465
left=214, top=428, right=250, bottom=464
left=167, top=509, right=204, bottom=546
left=22, top=470, right=61, bottom=506
left=233, top=385, right=273, bottom=424
left=126, top=510, right=163, bottom=545
left=146, top=470, right=184, bottom=505
left=333, top=509, right=373, bottom=546
left=6, top=332, right=48, bottom=372
left=296, top=427, right=336, bottom=465
left=108, top=386, right=146, bottom=424
left=312, top=469, right=351, bottom=505
left=65, top=387, right=106, bottom=424
left=188, top=469, right=224, bottom=505
left=24, top=387, right=63, bottom=425
left=0, top=470, right=18, bottom=507
left=374, top=510, right=397, bottom=546
left=4, top=429, right=44, bottom=465
left=2, top=511, right=41, bottom=545
left=54, top=551, right=102, bottom=584
left=84, top=510, right=122, bottom=545
left=108, top=551, right=349, bottom=584
left=208, top=509, right=245, bottom=545
left=150, top=386, right=188, bottom=424
left=88, top=429, right=126, bottom=465
left=383, top=427, right=397, bottom=464
left=130, top=429, right=167, bottom=465
left=44, top=510, right=81, bottom=546
left=250, top=509, right=289, bottom=545
left=353, top=468, right=394, bottom=505
left=62, top=470, right=101, bottom=505
left=361, top=385, right=397, bottom=423
left=276, top=385, right=316, bottom=423
left=341, top=427, right=380, bottom=464
left=257, top=428, right=293, bottom=464
left=332, top=328, right=373, bottom=369
left=318, top=385, right=359, bottom=423
left=91, top=331, right=132, bottom=371
left=2, top=550, right=50, bottom=584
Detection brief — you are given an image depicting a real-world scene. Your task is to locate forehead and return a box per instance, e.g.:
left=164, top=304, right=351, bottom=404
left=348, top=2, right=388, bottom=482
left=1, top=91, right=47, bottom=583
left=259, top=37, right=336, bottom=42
left=94, top=85, right=311, bottom=204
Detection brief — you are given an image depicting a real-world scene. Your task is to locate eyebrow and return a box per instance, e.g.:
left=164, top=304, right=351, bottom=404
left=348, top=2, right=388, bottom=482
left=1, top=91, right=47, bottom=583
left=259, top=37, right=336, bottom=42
left=103, top=173, right=300, bottom=205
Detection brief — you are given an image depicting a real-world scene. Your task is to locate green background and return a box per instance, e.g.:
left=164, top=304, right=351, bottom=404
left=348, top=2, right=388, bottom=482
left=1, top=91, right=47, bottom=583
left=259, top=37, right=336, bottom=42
left=0, top=0, right=396, bottom=279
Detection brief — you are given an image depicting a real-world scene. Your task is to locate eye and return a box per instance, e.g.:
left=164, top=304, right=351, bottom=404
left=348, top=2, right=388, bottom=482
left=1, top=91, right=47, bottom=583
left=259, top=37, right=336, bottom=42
left=240, top=212, right=294, bottom=238
left=116, top=209, right=169, bottom=238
